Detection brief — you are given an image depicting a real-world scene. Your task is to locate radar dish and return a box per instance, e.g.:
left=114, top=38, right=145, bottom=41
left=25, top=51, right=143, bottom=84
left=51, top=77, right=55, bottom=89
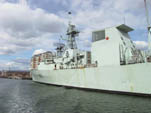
left=53, top=42, right=65, bottom=47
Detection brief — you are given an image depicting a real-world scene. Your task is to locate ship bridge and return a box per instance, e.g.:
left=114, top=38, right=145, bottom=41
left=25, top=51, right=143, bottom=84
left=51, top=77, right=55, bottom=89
left=91, top=24, right=144, bottom=67
left=92, top=24, right=133, bottom=42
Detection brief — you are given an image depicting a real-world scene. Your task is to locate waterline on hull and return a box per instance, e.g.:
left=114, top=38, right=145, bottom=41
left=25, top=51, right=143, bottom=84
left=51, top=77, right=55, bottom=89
left=31, top=63, right=151, bottom=95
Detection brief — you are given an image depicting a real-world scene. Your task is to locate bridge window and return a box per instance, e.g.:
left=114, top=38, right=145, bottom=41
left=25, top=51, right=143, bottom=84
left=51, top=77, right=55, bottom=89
left=92, top=30, right=105, bottom=42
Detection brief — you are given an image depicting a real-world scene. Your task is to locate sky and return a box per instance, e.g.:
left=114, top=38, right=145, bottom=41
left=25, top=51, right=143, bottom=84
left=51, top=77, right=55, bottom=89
left=0, top=0, right=151, bottom=70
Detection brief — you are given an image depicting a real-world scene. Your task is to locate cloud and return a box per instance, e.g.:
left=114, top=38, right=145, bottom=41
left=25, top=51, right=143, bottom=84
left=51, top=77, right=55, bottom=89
left=0, top=2, right=64, bottom=35
left=13, top=58, right=30, bottom=65
left=33, top=49, right=46, bottom=56
left=134, top=41, right=148, bottom=50
left=0, top=58, right=30, bottom=70
left=0, top=0, right=65, bottom=55
left=72, top=0, right=146, bottom=29
left=0, top=46, right=16, bottom=55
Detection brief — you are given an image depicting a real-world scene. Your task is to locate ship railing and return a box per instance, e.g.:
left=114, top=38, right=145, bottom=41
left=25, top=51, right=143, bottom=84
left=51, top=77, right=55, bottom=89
left=54, top=63, right=97, bottom=70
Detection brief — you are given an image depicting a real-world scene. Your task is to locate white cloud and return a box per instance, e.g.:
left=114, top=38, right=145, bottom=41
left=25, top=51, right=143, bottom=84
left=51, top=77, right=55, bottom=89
left=0, top=0, right=5, bottom=2
left=134, top=41, right=148, bottom=50
left=33, top=49, right=46, bottom=56
left=0, top=0, right=65, bottom=55
left=71, top=0, right=146, bottom=30
left=0, top=2, right=64, bottom=35
left=19, top=0, right=27, bottom=6
left=6, top=61, right=14, bottom=66
left=0, top=58, right=30, bottom=70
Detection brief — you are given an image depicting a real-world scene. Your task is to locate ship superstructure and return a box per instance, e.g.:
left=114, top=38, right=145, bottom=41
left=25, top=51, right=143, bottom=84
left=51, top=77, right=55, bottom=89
left=31, top=23, right=148, bottom=71
left=31, top=22, right=94, bottom=71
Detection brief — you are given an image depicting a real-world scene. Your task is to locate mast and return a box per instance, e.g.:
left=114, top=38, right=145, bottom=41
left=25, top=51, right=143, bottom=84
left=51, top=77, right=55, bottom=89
left=144, top=0, right=151, bottom=53
left=66, top=12, right=79, bottom=49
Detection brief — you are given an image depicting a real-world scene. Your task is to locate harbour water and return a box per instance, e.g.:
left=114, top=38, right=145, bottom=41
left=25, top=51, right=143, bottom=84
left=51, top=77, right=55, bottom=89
left=0, top=78, right=151, bottom=113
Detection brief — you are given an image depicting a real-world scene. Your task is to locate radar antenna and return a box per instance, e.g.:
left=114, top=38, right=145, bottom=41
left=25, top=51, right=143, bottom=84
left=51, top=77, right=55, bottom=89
left=68, top=12, right=72, bottom=25
left=53, top=36, right=65, bottom=57
left=66, top=12, right=79, bottom=49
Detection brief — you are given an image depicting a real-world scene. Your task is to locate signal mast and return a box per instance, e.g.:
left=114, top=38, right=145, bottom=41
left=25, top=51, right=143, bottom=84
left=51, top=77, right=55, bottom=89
left=144, top=0, right=151, bottom=54
left=66, top=12, right=79, bottom=49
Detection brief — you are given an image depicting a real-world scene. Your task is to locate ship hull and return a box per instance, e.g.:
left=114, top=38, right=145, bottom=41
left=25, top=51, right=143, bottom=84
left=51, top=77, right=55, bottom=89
left=31, top=63, right=151, bottom=95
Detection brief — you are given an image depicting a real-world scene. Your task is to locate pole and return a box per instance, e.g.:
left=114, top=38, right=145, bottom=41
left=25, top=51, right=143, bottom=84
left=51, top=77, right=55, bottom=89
left=144, top=0, right=151, bottom=53
left=144, top=0, right=150, bottom=27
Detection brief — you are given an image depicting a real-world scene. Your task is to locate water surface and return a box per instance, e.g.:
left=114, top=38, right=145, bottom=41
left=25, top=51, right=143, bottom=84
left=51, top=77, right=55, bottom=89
left=0, top=78, right=151, bottom=113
